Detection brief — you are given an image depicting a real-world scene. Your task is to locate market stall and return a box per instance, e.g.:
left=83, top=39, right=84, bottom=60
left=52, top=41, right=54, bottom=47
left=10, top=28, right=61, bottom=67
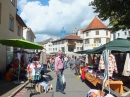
left=82, top=38, right=130, bottom=95
left=0, top=39, right=43, bottom=84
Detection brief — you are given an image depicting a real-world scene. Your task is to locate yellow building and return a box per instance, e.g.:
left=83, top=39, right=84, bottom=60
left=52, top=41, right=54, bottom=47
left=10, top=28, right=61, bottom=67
left=0, top=0, right=26, bottom=72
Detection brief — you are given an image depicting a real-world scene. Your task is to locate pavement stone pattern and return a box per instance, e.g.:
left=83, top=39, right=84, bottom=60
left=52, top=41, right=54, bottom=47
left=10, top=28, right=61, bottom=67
left=14, top=68, right=91, bottom=97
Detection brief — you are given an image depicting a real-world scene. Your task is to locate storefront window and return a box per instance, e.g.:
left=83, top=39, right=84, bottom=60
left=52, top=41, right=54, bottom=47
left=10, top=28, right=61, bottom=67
left=6, top=46, right=14, bottom=65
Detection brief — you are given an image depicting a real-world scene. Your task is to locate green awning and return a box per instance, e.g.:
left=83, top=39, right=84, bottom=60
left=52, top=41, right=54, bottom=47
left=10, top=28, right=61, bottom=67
left=0, top=39, right=43, bottom=49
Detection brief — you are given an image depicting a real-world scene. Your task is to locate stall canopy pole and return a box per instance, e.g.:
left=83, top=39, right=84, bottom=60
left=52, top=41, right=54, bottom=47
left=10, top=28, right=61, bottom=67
left=102, top=49, right=111, bottom=93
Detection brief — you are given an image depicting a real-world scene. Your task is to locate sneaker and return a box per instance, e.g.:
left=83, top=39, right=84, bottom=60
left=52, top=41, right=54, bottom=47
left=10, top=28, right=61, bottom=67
left=56, top=89, right=61, bottom=92
left=61, top=91, right=66, bottom=94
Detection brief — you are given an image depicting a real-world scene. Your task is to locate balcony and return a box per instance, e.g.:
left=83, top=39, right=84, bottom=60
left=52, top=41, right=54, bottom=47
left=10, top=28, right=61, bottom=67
left=85, top=43, right=102, bottom=47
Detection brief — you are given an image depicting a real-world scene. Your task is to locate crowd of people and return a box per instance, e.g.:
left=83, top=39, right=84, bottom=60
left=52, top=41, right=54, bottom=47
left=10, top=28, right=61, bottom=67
left=46, top=54, right=86, bottom=75
left=5, top=50, right=87, bottom=95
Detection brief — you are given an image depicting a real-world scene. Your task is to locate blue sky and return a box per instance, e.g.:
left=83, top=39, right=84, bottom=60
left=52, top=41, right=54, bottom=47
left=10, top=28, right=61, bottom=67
left=28, top=0, right=49, bottom=5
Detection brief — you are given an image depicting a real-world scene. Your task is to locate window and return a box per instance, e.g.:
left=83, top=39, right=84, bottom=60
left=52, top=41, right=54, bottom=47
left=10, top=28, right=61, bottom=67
left=0, top=3, right=1, bottom=24
left=86, top=32, right=88, bottom=36
left=77, top=47, right=79, bottom=50
left=96, top=31, right=99, bottom=35
left=129, top=31, right=130, bottom=36
left=80, top=47, right=82, bottom=50
left=85, top=39, right=89, bottom=44
left=17, top=26, right=20, bottom=36
left=10, top=0, right=15, bottom=5
left=118, top=33, right=120, bottom=37
left=94, top=38, right=101, bottom=43
left=62, top=40, right=64, bottom=44
left=106, top=31, right=108, bottom=35
left=125, top=32, right=127, bottom=35
left=9, top=15, right=14, bottom=31
left=106, top=38, right=110, bottom=43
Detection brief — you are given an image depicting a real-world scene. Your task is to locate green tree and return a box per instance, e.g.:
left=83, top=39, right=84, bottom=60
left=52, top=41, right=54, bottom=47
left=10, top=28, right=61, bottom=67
left=90, top=0, right=130, bottom=31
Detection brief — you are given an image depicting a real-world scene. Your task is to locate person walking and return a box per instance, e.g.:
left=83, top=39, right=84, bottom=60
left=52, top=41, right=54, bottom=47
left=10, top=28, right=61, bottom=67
left=55, top=51, right=66, bottom=94
left=74, top=57, right=81, bottom=75
left=64, top=55, right=68, bottom=69
left=69, top=55, right=75, bottom=70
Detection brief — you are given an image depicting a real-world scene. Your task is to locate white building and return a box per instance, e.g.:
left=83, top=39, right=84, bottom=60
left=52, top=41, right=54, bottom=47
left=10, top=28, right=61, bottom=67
left=82, top=17, right=113, bottom=50
left=39, top=38, right=54, bottom=54
left=23, top=27, right=36, bottom=64
left=114, top=29, right=130, bottom=39
left=51, top=35, right=83, bottom=56
left=23, top=27, right=36, bottom=42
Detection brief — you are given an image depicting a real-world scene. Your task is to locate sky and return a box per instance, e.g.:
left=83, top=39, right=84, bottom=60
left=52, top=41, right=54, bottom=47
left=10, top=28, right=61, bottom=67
left=17, top=0, right=109, bottom=42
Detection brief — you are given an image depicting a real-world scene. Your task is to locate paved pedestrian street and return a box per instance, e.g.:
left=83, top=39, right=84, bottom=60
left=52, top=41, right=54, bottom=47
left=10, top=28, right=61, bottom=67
left=14, top=69, right=91, bottom=97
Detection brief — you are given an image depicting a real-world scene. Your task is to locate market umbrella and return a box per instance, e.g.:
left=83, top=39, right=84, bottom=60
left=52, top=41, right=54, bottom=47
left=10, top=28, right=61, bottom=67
left=0, top=39, right=43, bottom=49
left=0, top=39, right=43, bottom=83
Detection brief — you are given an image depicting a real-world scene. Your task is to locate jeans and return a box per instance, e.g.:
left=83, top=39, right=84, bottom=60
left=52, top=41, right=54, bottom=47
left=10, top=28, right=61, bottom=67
left=75, top=66, right=80, bottom=75
left=50, top=64, right=54, bottom=70
left=64, top=61, right=68, bottom=69
left=43, top=64, right=47, bottom=73
left=56, top=69, right=64, bottom=92
left=70, top=64, right=73, bottom=70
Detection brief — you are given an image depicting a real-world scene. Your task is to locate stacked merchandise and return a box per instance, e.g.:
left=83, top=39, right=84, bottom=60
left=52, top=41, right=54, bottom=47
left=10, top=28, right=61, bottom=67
left=35, top=81, right=52, bottom=93
left=87, top=89, right=114, bottom=97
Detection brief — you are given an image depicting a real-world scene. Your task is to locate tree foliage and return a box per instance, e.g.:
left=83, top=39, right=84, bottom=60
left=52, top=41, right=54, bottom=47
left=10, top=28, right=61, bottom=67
left=89, top=0, right=130, bottom=31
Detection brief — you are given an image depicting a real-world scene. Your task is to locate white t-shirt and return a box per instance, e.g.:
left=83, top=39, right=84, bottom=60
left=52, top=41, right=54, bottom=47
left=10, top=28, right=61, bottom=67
left=30, top=63, right=35, bottom=76
left=64, top=57, right=68, bottom=62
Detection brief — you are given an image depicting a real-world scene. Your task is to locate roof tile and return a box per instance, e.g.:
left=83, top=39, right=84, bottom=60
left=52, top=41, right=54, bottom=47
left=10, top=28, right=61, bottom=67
left=83, top=17, right=107, bottom=32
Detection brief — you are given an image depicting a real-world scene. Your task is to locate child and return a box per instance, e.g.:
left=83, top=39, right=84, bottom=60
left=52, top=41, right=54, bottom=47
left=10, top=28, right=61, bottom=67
left=6, top=68, right=17, bottom=82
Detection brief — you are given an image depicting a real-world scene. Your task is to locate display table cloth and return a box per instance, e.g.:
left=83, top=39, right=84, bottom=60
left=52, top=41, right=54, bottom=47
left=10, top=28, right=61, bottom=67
left=85, top=72, right=124, bottom=95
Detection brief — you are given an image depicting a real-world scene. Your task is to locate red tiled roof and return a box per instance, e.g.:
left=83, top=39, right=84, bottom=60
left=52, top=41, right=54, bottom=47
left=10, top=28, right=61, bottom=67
left=83, top=17, right=108, bottom=32
left=52, top=35, right=82, bottom=42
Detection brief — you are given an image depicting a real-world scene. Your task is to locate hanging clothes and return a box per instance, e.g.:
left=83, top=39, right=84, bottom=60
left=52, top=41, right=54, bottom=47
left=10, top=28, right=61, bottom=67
left=85, top=55, right=88, bottom=64
left=122, top=53, right=130, bottom=76
left=115, top=53, right=123, bottom=74
left=88, top=54, right=92, bottom=65
left=99, top=54, right=118, bottom=77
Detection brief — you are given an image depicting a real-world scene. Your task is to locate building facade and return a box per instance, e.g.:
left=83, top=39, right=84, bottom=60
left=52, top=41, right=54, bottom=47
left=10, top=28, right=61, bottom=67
left=39, top=38, right=54, bottom=54
left=51, top=35, right=83, bottom=55
left=0, top=0, right=26, bottom=72
left=23, top=27, right=36, bottom=42
left=23, top=27, right=36, bottom=64
left=82, top=17, right=113, bottom=50
left=114, top=29, right=130, bottom=39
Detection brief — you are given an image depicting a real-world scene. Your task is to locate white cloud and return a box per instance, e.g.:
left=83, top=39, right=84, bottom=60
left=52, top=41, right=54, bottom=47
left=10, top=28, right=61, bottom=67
left=18, top=0, right=109, bottom=42
left=18, top=0, right=27, bottom=10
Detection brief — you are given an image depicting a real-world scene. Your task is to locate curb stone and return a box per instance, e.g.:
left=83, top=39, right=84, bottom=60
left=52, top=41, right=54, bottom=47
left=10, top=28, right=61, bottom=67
left=8, top=80, right=29, bottom=97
